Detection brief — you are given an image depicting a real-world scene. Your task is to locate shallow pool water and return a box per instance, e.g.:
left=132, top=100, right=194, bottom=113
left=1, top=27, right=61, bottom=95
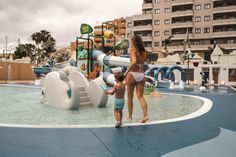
left=0, top=85, right=203, bottom=126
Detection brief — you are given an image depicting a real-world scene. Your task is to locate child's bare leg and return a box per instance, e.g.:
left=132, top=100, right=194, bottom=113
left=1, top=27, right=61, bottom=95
left=114, top=110, right=119, bottom=123
left=115, top=109, right=122, bottom=128
left=118, top=110, right=123, bottom=124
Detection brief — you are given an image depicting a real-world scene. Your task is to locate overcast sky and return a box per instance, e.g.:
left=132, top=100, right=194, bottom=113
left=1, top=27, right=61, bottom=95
left=0, top=0, right=142, bottom=51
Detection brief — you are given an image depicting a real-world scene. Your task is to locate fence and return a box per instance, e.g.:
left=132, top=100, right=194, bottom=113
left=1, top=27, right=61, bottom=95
left=0, top=61, right=36, bottom=82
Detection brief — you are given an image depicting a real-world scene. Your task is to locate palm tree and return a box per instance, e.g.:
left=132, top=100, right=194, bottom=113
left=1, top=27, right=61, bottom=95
left=14, top=43, right=36, bottom=62
left=161, top=35, right=174, bottom=57
left=31, top=30, right=56, bottom=64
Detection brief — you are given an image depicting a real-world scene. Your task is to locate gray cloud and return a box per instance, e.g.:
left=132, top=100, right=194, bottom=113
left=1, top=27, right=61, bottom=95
left=0, top=0, right=142, bottom=49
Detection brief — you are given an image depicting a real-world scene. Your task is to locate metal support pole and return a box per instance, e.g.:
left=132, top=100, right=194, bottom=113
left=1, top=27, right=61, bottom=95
left=75, top=38, right=78, bottom=67
left=187, top=58, right=190, bottom=85
left=87, top=36, right=90, bottom=77
left=4, top=36, right=8, bottom=83
left=102, top=23, right=105, bottom=52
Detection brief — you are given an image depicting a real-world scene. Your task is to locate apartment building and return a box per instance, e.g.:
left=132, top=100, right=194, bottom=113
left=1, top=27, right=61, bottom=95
left=126, top=0, right=236, bottom=61
left=93, top=17, right=126, bottom=51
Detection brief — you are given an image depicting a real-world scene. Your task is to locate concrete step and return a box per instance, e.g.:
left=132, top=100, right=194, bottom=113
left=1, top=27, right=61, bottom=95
left=80, top=96, right=90, bottom=103
left=80, top=101, right=92, bottom=106
left=78, top=87, right=86, bottom=91
left=79, top=91, right=88, bottom=97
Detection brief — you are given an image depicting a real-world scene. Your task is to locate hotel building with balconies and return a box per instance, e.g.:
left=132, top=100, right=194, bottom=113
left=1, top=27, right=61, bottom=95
left=126, top=0, right=236, bottom=61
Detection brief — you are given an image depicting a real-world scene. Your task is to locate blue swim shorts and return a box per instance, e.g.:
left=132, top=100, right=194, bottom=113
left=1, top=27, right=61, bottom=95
left=114, top=99, right=125, bottom=110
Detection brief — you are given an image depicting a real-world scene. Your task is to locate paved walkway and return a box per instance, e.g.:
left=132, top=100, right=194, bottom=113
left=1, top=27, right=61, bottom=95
left=0, top=91, right=236, bottom=157
left=0, top=80, right=34, bottom=84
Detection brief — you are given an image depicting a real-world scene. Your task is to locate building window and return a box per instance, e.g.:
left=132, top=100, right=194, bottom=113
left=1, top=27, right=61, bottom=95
left=164, top=8, right=170, bottom=13
left=193, top=40, right=200, bottom=45
left=155, top=9, right=160, bottom=14
left=204, top=4, right=211, bottom=9
left=229, top=69, right=236, bottom=82
left=204, top=16, right=210, bottom=21
left=164, top=0, right=170, bottom=2
left=155, top=0, right=160, bottom=3
left=154, top=20, right=160, bottom=25
left=195, top=16, right=201, bottom=22
left=154, top=42, right=160, bottom=47
left=127, top=22, right=132, bottom=27
left=154, top=31, right=160, bottom=36
left=228, top=39, right=236, bottom=44
left=195, top=28, right=201, bottom=34
left=164, top=30, right=170, bottom=36
left=195, top=5, right=201, bottom=10
left=164, top=19, right=170, bottom=25
left=204, top=27, right=210, bottom=33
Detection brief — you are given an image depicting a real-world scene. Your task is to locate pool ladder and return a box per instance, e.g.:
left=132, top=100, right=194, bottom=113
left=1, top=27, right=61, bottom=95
left=78, top=86, right=93, bottom=106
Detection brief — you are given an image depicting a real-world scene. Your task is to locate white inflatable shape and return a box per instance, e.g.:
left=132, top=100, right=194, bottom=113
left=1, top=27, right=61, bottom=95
left=199, top=86, right=207, bottom=92
left=88, top=75, right=108, bottom=107
left=97, top=53, right=106, bottom=65
left=110, top=67, right=123, bottom=73
left=106, top=73, right=116, bottom=86
left=108, top=56, right=130, bottom=67
left=68, top=70, right=89, bottom=92
left=43, top=72, right=80, bottom=109
left=179, top=80, right=185, bottom=89
left=43, top=66, right=108, bottom=109
left=169, top=81, right=174, bottom=89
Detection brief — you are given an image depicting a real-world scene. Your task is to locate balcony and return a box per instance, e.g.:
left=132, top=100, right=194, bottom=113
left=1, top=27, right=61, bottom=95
left=190, top=45, right=212, bottom=51
left=171, top=22, right=193, bottom=28
left=141, top=36, right=153, bottom=41
left=171, top=0, right=194, bottom=6
left=142, top=3, right=153, bottom=9
left=105, top=42, right=115, bottom=47
left=213, top=31, right=236, bottom=38
left=213, top=6, right=236, bottom=14
left=120, top=29, right=126, bottom=34
left=133, top=25, right=153, bottom=31
left=94, top=38, right=102, bottom=42
left=94, top=31, right=102, bottom=35
left=145, top=47, right=153, bottom=52
left=213, top=18, right=236, bottom=26
left=171, top=10, right=194, bottom=18
left=166, top=44, right=211, bottom=52
left=133, top=14, right=153, bottom=21
left=120, top=23, right=126, bottom=28
left=172, top=33, right=194, bottom=40
left=165, top=45, right=183, bottom=52
left=217, top=43, right=236, bottom=50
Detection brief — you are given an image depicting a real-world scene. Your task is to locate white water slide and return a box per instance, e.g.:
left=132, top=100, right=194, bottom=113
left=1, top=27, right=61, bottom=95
left=42, top=49, right=131, bottom=109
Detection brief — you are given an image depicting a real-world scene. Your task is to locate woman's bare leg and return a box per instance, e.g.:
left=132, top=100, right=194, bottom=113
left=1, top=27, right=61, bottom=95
left=126, top=73, right=136, bottom=122
left=136, top=79, right=149, bottom=123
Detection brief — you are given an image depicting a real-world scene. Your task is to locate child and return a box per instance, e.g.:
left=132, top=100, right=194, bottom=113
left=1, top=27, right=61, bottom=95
left=106, top=72, right=126, bottom=128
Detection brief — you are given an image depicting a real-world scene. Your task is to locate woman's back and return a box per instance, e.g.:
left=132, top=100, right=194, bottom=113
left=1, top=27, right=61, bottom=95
left=130, top=47, right=146, bottom=72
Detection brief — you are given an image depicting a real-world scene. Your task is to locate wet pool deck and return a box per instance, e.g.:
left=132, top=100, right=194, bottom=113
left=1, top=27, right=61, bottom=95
left=0, top=90, right=236, bottom=157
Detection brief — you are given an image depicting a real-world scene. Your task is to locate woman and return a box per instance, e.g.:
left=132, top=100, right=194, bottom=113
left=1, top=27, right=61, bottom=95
left=125, top=35, right=148, bottom=123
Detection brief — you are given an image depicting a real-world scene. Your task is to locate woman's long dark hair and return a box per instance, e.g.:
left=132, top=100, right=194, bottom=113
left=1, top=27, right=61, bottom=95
left=131, top=35, right=146, bottom=55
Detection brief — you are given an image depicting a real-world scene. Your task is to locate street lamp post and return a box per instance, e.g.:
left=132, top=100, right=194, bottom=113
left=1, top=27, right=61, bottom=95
left=183, top=52, right=195, bottom=85
left=4, top=36, right=8, bottom=84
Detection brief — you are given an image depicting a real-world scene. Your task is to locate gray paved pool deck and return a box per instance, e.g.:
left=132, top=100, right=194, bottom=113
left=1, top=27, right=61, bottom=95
left=0, top=90, right=236, bottom=157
